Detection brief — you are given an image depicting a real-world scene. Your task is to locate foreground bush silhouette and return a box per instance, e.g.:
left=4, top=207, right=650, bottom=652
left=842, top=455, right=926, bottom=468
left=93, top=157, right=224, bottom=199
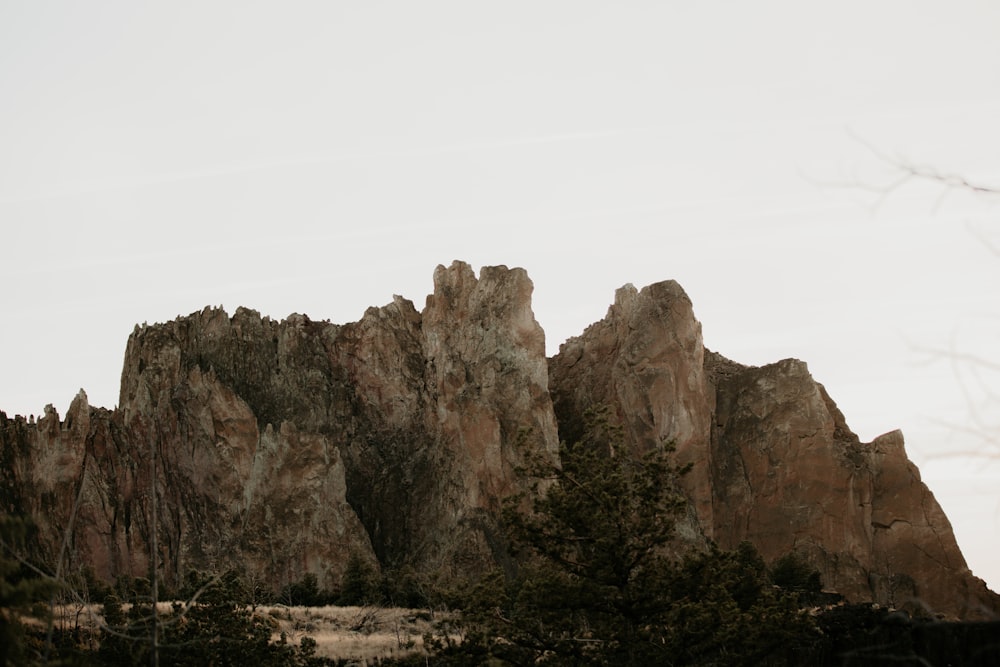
left=100, top=570, right=326, bottom=666
left=422, top=412, right=817, bottom=666
left=0, top=515, right=61, bottom=666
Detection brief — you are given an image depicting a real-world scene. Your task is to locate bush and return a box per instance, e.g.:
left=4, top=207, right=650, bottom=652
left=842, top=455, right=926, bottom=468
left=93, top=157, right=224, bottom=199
left=280, top=572, right=336, bottom=607
left=770, top=552, right=822, bottom=594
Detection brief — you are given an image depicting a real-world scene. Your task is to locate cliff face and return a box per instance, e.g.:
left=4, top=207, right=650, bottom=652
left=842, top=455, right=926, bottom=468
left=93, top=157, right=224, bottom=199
left=1, top=261, right=558, bottom=592
left=549, top=280, right=998, bottom=620
left=1, top=262, right=996, bottom=619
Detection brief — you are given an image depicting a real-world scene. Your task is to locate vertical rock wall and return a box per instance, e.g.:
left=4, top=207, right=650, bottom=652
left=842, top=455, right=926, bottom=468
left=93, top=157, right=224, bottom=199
left=549, top=280, right=999, bottom=620
left=548, top=280, right=714, bottom=544
left=1, top=262, right=995, bottom=618
left=0, top=261, right=559, bottom=592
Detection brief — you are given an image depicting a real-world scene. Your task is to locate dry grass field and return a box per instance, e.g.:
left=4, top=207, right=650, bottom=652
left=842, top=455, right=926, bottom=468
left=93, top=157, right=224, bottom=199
left=46, top=602, right=445, bottom=664
left=260, top=604, right=441, bottom=663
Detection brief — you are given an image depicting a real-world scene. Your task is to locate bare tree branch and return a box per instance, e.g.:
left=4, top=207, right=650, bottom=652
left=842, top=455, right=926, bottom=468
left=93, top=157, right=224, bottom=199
left=836, top=134, right=1000, bottom=460
left=847, top=128, right=1000, bottom=197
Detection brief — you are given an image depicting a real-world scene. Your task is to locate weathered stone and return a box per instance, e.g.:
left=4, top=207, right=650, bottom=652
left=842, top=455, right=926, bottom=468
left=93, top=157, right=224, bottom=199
left=0, top=261, right=560, bottom=592
left=417, top=262, right=560, bottom=571
left=703, top=357, right=1000, bottom=618
left=550, top=281, right=999, bottom=620
left=0, top=263, right=995, bottom=619
left=548, top=280, right=713, bottom=545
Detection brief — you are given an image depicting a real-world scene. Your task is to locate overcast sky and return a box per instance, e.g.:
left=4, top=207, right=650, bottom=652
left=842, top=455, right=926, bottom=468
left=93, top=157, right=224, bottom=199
left=2, top=1, right=999, bottom=592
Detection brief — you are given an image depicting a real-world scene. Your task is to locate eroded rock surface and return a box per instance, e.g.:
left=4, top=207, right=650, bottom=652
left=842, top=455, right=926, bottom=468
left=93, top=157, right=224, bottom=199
left=549, top=281, right=999, bottom=620
left=1, top=261, right=558, bottom=592
left=709, top=358, right=996, bottom=619
left=548, top=281, right=713, bottom=544
left=1, top=262, right=995, bottom=618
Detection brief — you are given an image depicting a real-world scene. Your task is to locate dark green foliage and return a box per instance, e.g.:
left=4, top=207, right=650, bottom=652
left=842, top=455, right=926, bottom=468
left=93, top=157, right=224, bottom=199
left=506, top=441, right=689, bottom=593
left=175, top=568, right=217, bottom=603
left=663, top=542, right=817, bottom=665
left=161, top=570, right=284, bottom=665
left=113, top=574, right=151, bottom=601
left=490, top=440, right=688, bottom=664
left=97, top=591, right=154, bottom=666
left=379, top=566, right=431, bottom=609
left=280, top=572, right=336, bottom=607
left=426, top=410, right=819, bottom=665
left=339, top=552, right=381, bottom=606
left=809, top=603, right=906, bottom=662
left=281, top=572, right=318, bottom=606
left=98, top=569, right=322, bottom=666
left=770, top=551, right=822, bottom=595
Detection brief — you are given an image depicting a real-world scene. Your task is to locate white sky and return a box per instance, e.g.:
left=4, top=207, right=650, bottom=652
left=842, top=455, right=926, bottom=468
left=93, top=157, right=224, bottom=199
left=2, top=1, right=999, bottom=592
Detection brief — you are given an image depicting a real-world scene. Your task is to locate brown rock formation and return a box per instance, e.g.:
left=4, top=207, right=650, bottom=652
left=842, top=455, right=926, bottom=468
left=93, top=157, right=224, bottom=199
left=548, top=281, right=713, bottom=544
left=708, top=357, right=997, bottom=619
left=1, top=262, right=995, bottom=619
left=0, top=261, right=558, bottom=593
left=549, top=280, right=999, bottom=620
left=417, top=263, right=560, bottom=568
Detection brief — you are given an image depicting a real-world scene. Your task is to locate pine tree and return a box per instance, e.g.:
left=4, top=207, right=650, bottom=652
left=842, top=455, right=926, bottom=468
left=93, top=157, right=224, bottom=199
left=339, top=552, right=380, bottom=606
left=433, top=409, right=817, bottom=665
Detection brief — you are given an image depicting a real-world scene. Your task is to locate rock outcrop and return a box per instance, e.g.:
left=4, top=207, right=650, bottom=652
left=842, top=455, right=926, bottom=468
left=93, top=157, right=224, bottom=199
left=549, top=279, right=999, bottom=620
left=1, top=261, right=558, bottom=592
left=1, top=262, right=996, bottom=619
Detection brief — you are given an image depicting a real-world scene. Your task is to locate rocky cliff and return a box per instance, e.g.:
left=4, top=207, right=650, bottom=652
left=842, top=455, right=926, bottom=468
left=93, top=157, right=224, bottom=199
left=548, top=280, right=998, bottom=620
left=1, top=261, right=996, bottom=619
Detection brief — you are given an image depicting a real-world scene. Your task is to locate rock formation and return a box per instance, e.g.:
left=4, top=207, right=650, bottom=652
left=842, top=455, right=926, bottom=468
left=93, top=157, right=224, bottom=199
left=548, top=279, right=998, bottom=620
left=1, top=262, right=996, bottom=619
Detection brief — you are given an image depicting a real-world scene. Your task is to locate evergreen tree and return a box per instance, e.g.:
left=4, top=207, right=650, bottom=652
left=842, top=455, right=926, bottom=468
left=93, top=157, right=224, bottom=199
left=280, top=572, right=334, bottom=607
left=339, top=552, right=380, bottom=606
left=770, top=551, right=823, bottom=595
left=663, top=542, right=816, bottom=665
left=431, top=410, right=817, bottom=665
